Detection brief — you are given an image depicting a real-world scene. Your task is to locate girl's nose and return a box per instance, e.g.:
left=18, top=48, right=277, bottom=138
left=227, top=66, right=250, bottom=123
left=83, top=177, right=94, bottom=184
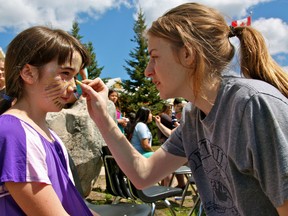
left=66, top=79, right=77, bottom=93
left=66, top=85, right=75, bottom=94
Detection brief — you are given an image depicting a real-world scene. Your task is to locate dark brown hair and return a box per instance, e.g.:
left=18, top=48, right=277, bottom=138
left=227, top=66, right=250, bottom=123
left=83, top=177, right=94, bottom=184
left=0, top=26, right=90, bottom=114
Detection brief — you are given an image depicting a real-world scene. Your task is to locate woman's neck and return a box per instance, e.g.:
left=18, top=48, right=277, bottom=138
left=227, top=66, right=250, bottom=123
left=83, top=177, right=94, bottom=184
left=189, top=78, right=221, bottom=116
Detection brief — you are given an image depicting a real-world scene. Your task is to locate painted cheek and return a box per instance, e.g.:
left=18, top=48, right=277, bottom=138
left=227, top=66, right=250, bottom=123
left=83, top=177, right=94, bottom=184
left=43, top=77, right=69, bottom=109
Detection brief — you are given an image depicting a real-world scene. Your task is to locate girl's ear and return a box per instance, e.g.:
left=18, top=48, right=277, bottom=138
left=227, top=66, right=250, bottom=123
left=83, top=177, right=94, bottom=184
left=20, top=64, right=38, bottom=84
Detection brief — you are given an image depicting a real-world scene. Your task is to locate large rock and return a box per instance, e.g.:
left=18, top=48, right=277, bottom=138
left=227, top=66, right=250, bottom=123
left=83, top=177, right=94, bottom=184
left=46, top=98, right=116, bottom=197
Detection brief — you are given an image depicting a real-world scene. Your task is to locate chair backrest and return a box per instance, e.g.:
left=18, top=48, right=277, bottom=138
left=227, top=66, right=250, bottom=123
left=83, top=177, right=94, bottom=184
left=101, top=146, right=137, bottom=200
left=101, top=146, right=183, bottom=206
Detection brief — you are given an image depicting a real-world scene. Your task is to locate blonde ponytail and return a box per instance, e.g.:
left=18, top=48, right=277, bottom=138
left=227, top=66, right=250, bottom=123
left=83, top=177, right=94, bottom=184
left=236, top=26, right=288, bottom=97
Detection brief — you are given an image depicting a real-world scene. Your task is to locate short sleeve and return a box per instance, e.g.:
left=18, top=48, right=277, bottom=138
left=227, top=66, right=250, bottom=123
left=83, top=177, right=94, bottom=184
left=238, top=93, right=288, bottom=207
left=0, top=115, right=50, bottom=185
left=135, top=122, right=150, bottom=140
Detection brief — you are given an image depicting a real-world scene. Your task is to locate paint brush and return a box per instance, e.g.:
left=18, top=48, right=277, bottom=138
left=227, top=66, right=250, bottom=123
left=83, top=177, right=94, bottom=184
left=75, top=79, right=82, bottom=85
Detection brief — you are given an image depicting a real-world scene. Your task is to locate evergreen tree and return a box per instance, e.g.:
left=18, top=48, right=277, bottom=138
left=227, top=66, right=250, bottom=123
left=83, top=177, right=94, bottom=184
left=70, top=21, right=103, bottom=79
left=121, top=9, right=161, bottom=116
left=71, top=21, right=83, bottom=41
left=120, top=9, right=163, bottom=145
left=84, top=42, right=103, bottom=79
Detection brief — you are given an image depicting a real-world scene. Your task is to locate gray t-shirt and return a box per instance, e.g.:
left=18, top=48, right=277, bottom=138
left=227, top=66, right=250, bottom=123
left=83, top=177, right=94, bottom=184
left=162, top=76, right=288, bottom=215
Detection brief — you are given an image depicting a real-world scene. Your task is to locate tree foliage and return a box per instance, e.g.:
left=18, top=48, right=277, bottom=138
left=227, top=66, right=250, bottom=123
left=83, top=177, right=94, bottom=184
left=120, top=9, right=162, bottom=116
left=120, top=9, right=164, bottom=145
left=70, top=21, right=103, bottom=79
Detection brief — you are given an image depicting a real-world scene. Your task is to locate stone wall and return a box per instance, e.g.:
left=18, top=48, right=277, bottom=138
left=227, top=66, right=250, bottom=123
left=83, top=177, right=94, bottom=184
left=46, top=98, right=116, bottom=197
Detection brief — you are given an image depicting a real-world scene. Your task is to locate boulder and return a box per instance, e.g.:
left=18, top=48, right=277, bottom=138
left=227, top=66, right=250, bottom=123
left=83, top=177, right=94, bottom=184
left=46, top=97, right=116, bottom=196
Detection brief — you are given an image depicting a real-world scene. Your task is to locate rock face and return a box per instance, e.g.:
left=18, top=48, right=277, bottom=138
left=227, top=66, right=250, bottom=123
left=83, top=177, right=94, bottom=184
left=46, top=98, right=116, bottom=197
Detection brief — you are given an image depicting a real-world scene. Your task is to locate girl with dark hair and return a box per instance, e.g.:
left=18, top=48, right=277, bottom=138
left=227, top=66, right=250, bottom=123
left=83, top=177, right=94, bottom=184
left=127, top=107, right=153, bottom=158
left=0, top=26, right=99, bottom=215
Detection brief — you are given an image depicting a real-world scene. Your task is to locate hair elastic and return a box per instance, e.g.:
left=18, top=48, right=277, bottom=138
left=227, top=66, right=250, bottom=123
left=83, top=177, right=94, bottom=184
left=228, top=26, right=236, bottom=38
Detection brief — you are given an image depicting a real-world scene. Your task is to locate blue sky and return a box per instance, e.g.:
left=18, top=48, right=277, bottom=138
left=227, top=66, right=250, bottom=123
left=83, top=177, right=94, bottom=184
left=0, top=0, right=287, bottom=80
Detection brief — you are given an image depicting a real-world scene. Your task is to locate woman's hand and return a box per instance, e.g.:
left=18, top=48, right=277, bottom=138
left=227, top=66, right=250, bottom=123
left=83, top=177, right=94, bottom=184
left=118, top=118, right=128, bottom=127
left=79, top=78, right=109, bottom=122
left=154, top=115, right=161, bottom=125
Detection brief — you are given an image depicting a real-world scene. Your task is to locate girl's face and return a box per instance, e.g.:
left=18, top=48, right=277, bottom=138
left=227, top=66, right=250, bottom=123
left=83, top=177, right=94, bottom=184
left=147, top=112, right=153, bottom=123
left=145, top=35, right=192, bottom=100
left=108, top=92, right=118, bottom=104
left=30, top=51, right=82, bottom=112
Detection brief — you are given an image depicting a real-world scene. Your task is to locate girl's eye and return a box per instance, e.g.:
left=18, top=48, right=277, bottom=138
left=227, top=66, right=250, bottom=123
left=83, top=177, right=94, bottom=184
left=62, top=71, right=70, bottom=76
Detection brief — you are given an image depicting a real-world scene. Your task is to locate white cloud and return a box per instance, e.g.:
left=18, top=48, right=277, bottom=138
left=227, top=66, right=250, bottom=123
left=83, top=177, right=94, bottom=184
left=136, top=0, right=271, bottom=26
left=253, top=18, right=288, bottom=55
left=0, top=0, right=272, bottom=33
left=0, top=0, right=131, bottom=32
left=136, top=0, right=288, bottom=61
left=0, top=0, right=287, bottom=61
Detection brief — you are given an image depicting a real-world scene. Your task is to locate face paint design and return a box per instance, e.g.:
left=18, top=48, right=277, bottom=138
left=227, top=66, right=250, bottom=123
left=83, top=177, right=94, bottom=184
left=44, top=77, right=76, bottom=109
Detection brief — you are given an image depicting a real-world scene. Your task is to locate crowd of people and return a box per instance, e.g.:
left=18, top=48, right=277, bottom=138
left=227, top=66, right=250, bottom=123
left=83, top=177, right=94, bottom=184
left=1, top=2, right=288, bottom=216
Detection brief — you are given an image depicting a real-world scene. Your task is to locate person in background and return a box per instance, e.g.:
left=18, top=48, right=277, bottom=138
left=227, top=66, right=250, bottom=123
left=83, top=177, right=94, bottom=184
left=75, top=68, right=88, bottom=98
left=124, top=112, right=136, bottom=136
left=157, top=103, right=173, bottom=144
left=0, top=58, right=5, bottom=93
left=154, top=102, right=186, bottom=189
left=171, top=98, right=186, bottom=128
left=0, top=58, right=12, bottom=114
left=0, top=26, right=99, bottom=216
left=0, top=58, right=10, bottom=113
left=108, top=89, right=128, bottom=133
left=79, top=2, right=288, bottom=215
left=126, top=107, right=154, bottom=158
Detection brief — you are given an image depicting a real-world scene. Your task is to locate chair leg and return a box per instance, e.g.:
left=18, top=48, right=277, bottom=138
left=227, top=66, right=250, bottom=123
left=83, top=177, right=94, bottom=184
left=198, top=202, right=204, bottom=216
left=188, top=196, right=201, bottom=216
left=111, top=196, right=123, bottom=204
left=150, top=203, right=156, bottom=216
left=163, top=199, right=177, bottom=216
left=179, top=180, right=190, bottom=207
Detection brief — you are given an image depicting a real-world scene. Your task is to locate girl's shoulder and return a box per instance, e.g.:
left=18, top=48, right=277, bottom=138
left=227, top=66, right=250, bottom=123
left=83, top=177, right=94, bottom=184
left=135, top=122, right=147, bottom=129
left=0, top=114, right=22, bottom=130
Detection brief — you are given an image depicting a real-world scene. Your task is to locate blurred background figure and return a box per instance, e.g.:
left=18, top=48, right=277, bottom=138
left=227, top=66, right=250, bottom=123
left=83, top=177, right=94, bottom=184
left=157, top=103, right=173, bottom=144
left=0, top=58, right=5, bottom=95
left=127, top=107, right=154, bottom=158
left=108, top=89, right=128, bottom=133
left=172, top=98, right=187, bottom=127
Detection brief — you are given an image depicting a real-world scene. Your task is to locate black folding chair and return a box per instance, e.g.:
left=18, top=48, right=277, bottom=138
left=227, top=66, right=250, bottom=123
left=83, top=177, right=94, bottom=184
left=169, top=165, right=199, bottom=208
left=69, top=154, right=151, bottom=216
left=101, top=146, right=183, bottom=216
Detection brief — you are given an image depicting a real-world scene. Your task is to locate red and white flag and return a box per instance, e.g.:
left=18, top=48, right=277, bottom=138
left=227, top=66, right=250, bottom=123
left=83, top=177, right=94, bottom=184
left=231, top=16, right=252, bottom=27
